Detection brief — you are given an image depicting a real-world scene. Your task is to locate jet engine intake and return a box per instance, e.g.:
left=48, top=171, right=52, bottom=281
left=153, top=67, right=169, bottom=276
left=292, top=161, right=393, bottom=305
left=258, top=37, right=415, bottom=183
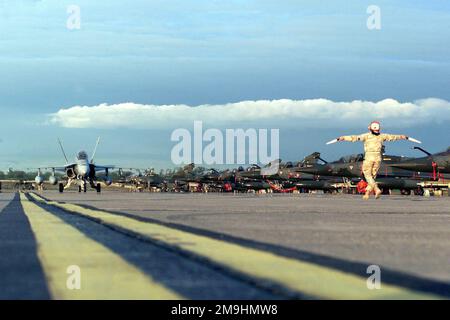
left=66, top=168, right=76, bottom=179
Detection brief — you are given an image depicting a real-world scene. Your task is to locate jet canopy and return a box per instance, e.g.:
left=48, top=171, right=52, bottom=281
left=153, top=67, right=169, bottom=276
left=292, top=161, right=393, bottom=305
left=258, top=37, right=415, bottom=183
left=284, top=161, right=293, bottom=168
left=77, top=151, right=88, bottom=160
left=338, top=154, right=364, bottom=163
left=248, top=164, right=261, bottom=171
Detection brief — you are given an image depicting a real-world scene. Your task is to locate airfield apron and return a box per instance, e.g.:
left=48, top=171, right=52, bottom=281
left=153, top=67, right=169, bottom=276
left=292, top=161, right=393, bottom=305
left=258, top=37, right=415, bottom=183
left=342, top=133, right=405, bottom=193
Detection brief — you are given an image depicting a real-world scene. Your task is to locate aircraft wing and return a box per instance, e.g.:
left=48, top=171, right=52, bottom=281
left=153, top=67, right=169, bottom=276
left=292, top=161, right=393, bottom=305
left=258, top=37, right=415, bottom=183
left=39, top=164, right=76, bottom=172
left=94, top=165, right=115, bottom=172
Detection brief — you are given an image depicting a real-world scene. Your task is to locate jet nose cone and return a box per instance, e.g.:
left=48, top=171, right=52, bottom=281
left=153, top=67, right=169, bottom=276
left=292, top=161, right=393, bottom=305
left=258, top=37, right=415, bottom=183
left=78, top=165, right=90, bottom=176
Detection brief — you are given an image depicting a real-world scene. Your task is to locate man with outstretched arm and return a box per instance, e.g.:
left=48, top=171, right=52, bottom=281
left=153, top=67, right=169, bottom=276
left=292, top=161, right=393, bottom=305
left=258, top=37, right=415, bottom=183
left=336, top=121, right=408, bottom=200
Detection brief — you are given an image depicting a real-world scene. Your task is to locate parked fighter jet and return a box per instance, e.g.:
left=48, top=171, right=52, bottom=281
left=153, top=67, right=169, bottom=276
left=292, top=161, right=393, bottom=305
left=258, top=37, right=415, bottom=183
left=296, top=153, right=429, bottom=179
left=236, top=159, right=282, bottom=180
left=296, top=152, right=432, bottom=194
left=275, top=152, right=328, bottom=181
left=116, top=168, right=168, bottom=191
left=389, top=147, right=450, bottom=177
left=228, top=160, right=283, bottom=192
left=145, top=169, right=168, bottom=190
left=276, top=153, right=350, bottom=193
left=35, top=138, right=114, bottom=193
left=123, top=164, right=224, bottom=192
left=231, top=157, right=339, bottom=193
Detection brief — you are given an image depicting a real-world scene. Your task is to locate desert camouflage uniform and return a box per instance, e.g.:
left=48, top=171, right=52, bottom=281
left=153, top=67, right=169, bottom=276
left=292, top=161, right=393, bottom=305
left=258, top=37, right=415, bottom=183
left=341, top=133, right=406, bottom=193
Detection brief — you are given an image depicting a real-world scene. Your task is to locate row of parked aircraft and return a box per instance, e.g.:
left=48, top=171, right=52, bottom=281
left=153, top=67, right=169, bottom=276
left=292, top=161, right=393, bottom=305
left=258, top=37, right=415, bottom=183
left=4, top=138, right=449, bottom=195
left=116, top=146, right=450, bottom=195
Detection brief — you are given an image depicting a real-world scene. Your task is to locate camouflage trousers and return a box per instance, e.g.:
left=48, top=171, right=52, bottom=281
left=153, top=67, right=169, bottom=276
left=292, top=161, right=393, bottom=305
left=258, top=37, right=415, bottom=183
left=362, top=159, right=381, bottom=193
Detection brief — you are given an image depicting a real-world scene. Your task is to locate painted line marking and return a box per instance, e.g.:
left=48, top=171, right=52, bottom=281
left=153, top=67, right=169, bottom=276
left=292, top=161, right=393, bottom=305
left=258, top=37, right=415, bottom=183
left=20, top=193, right=182, bottom=300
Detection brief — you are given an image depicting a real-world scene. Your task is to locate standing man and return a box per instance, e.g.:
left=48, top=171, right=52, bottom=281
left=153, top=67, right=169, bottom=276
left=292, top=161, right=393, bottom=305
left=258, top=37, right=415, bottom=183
left=336, top=121, right=408, bottom=200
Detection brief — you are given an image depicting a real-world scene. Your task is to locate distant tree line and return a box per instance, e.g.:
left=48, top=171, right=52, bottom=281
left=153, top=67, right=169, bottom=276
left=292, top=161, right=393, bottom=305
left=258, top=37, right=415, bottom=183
left=0, top=169, right=63, bottom=181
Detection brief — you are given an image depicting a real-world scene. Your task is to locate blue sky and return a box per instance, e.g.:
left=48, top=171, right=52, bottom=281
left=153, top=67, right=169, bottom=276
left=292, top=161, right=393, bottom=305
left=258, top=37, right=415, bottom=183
left=0, top=0, right=449, bottom=170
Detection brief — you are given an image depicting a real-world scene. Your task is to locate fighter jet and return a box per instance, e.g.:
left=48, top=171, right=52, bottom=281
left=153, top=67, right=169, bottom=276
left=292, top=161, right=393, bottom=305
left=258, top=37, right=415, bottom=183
left=116, top=168, right=168, bottom=192
left=276, top=153, right=351, bottom=193
left=235, top=159, right=282, bottom=180
left=296, top=152, right=433, bottom=194
left=231, top=158, right=337, bottom=193
left=276, top=152, right=329, bottom=181
left=388, top=147, right=450, bottom=178
left=296, top=153, right=428, bottom=179
left=35, top=138, right=114, bottom=193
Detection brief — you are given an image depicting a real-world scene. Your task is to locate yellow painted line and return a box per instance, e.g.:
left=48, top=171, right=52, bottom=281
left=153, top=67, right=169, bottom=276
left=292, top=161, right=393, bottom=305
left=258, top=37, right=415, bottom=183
left=20, top=193, right=182, bottom=300
left=29, top=192, right=440, bottom=300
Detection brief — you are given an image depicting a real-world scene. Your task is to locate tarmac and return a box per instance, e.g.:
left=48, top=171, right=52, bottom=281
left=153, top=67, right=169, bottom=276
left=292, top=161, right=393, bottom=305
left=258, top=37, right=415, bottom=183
left=0, top=190, right=449, bottom=299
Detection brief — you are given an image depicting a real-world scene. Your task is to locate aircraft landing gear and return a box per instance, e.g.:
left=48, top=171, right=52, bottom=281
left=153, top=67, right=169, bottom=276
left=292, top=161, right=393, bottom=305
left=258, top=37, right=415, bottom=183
left=78, top=183, right=87, bottom=193
left=400, top=189, right=411, bottom=196
left=59, top=183, right=64, bottom=193
left=414, top=187, right=424, bottom=196
left=96, top=183, right=101, bottom=193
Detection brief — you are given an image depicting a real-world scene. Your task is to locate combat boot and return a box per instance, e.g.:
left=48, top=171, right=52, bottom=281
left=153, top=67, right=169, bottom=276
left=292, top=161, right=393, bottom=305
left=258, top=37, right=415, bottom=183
left=363, top=191, right=370, bottom=200
left=375, top=188, right=382, bottom=199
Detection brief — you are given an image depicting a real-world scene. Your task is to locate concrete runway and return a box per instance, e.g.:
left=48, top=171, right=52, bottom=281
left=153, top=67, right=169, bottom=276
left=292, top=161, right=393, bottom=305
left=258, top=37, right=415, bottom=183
left=1, top=190, right=449, bottom=299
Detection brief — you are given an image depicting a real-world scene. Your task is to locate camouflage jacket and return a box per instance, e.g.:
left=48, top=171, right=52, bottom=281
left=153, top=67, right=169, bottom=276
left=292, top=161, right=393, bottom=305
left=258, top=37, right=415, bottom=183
left=341, top=133, right=405, bottom=160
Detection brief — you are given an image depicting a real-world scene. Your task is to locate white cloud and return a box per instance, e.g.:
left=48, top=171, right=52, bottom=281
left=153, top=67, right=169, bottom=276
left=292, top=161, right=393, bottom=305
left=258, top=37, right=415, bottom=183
left=49, top=98, right=450, bottom=129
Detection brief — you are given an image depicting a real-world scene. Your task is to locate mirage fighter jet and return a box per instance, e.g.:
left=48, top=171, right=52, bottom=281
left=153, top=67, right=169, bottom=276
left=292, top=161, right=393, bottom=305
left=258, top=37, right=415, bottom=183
left=388, top=147, right=450, bottom=178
